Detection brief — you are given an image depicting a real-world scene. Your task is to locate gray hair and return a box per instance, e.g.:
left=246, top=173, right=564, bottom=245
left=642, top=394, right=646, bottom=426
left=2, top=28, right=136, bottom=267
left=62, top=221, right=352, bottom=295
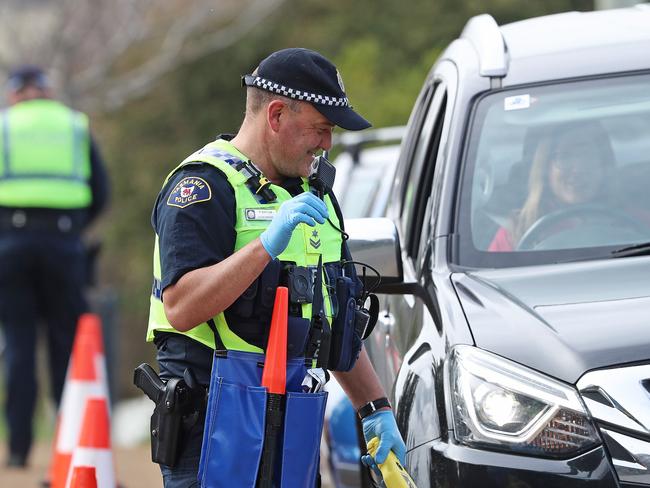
left=245, top=86, right=301, bottom=116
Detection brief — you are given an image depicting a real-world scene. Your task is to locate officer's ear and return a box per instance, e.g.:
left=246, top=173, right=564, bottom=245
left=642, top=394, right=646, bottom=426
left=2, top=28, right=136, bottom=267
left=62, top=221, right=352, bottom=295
left=267, top=99, right=287, bottom=133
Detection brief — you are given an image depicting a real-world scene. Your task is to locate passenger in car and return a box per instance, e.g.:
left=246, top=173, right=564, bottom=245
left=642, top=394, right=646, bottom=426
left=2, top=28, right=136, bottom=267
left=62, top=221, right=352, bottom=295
left=488, top=121, right=615, bottom=251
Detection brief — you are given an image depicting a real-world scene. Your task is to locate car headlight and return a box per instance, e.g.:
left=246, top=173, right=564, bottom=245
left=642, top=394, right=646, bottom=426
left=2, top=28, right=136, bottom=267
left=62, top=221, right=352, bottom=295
left=445, top=345, right=600, bottom=457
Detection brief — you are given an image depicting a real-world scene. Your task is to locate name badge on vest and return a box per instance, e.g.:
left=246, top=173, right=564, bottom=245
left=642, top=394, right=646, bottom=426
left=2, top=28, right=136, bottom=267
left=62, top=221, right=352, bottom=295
left=245, top=208, right=276, bottom=221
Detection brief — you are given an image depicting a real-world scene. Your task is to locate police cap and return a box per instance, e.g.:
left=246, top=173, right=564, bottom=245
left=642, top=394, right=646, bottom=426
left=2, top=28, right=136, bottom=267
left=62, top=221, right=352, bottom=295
left=7, top=65, right=50, bottom=92
left=242, top=48, right=371, bottom=131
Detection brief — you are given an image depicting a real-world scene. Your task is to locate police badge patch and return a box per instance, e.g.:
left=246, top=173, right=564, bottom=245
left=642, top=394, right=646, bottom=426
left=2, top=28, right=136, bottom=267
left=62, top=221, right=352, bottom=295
left=167, top=177, right=211, bottom=208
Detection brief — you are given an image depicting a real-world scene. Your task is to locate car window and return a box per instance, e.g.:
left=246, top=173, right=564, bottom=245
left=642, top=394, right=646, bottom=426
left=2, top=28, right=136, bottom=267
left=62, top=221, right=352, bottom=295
left=401, top=84, right=447, bottom=258
left=397, top=82, right=437, bottom=219
left=456, top=73, right=650, bottom=268
left=409, top=94, right=447, bottom=261
left=336, top=146, right=401, bottom=218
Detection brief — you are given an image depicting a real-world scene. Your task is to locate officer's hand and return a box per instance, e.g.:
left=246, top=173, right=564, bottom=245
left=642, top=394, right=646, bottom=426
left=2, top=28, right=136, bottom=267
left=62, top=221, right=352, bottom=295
left=260, top=192, right=329, bottom=259
left=361, top=410, right=406, bottom=466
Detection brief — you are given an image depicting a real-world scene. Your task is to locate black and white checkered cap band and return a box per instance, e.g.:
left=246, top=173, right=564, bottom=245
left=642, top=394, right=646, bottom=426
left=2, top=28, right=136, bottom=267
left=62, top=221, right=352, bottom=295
left=246, top=75, right=350, bottom=107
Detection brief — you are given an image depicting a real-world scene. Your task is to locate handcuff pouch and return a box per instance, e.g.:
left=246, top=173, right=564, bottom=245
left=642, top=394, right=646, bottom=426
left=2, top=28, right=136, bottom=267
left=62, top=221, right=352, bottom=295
left=286, top=316, right=311, bottom=358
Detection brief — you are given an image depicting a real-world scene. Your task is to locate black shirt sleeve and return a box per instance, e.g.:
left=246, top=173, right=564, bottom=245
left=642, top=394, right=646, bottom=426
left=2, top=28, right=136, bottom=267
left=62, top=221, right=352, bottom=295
left=87, top=136, right=110, bottom=224
left=152, top=163, right=236, bottom=293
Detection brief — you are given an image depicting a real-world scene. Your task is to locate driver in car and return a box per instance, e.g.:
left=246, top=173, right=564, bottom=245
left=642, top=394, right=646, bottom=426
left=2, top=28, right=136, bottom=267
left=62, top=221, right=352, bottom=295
left=489, top=121, right=617, bottom=251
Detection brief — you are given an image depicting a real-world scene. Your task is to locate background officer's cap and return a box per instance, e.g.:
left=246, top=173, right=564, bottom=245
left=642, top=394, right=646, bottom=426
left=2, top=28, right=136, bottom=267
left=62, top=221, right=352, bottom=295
left=7, top=65, right=50, bottom=92
left=242, top=48, right=371, bottom=131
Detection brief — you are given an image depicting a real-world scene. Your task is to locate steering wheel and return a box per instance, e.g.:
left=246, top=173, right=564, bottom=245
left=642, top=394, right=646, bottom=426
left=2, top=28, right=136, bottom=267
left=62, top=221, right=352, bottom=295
left=517, top=204, right=649, bottom=250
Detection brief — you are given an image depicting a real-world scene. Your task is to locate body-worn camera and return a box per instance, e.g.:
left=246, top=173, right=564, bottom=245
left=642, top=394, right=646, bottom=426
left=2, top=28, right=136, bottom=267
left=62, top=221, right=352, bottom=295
left=285, top=265, right=314, bottom=304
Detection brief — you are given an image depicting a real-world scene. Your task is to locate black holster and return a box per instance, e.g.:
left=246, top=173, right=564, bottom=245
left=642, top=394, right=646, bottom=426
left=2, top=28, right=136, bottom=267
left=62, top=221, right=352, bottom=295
left=150, top=377, right=187, bottom=466
left=134, top=363, right=206, bottom=467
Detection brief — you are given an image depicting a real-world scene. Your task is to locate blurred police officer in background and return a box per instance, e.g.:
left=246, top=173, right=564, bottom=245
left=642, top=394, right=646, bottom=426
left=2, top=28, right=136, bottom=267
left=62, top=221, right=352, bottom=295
left=146, top=48, right=405, bottom=486
left=0, top=65, right=109, bottom=468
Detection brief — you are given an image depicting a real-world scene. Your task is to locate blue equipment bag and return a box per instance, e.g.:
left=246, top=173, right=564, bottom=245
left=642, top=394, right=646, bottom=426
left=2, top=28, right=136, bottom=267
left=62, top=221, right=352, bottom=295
left=280, top=391, right=328, bottom=486
left=198, top=350, right=327, bottom=488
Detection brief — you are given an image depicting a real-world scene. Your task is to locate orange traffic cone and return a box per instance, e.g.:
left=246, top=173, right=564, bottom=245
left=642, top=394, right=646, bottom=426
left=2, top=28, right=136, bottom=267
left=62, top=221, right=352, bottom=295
left=261, top=286, right=289, bottom=395
left=65, top=397, right=116, bottom=488
left=49, top=314, right=110, bottom=488
left=257, top=286, right=289, bottom=487
left=69, top=466, right=97, bottom=488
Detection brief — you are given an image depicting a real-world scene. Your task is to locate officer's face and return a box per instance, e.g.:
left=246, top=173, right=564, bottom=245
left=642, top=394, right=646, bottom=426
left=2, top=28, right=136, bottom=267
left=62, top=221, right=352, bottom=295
left=273, top=102, right=334, bottom=178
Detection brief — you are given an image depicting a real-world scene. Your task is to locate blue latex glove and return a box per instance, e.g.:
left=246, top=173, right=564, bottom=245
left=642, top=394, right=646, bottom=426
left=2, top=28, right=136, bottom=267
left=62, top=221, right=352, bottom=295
left=361, top=410, right=406, bottom=467
left=259, top=192, right=329, bottom=258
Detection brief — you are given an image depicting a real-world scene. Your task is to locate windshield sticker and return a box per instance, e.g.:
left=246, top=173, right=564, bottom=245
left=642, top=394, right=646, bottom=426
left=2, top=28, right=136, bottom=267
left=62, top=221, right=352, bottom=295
left=504, top=94, right=531, bottom=111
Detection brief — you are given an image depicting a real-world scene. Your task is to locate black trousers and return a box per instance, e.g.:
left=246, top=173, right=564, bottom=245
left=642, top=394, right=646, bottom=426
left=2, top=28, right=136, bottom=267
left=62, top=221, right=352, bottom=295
left=0, top=232, right=87, bottom=459
left=154, top=333, right=212, bottom=487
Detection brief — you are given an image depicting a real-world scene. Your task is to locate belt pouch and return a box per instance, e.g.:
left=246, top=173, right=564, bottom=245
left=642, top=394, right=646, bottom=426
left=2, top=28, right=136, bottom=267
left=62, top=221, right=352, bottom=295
left=279, top=391, right=328, bottom=487
left=329, top=276, right=362, bottom=371
left=286, top=316, right=311, bottom=358
left=228, top=280, right=258, bottom=318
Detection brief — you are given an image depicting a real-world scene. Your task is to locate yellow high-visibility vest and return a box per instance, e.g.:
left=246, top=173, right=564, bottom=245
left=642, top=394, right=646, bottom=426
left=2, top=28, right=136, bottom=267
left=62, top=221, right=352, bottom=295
left=0, top=99, right=92, bottom=209
left=147, top=139, right=342, bottom=352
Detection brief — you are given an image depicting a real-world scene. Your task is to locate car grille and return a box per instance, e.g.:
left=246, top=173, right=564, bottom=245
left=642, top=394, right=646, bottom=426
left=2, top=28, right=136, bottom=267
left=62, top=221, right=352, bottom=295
left=578, top=364, right=650, bottom=485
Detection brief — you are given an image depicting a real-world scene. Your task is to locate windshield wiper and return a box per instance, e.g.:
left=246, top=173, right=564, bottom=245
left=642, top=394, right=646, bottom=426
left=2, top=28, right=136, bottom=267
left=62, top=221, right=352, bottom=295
left=611, top=242, right=650, bottom=258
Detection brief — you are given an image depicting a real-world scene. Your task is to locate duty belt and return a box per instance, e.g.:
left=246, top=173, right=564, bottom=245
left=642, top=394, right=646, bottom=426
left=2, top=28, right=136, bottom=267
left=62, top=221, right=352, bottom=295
left=0, top=209, right=82, bottom=234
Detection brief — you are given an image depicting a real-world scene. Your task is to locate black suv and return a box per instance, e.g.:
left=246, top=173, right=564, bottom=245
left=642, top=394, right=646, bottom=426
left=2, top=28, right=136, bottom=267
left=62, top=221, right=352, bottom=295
left=348, top=6, right=650, bottom=487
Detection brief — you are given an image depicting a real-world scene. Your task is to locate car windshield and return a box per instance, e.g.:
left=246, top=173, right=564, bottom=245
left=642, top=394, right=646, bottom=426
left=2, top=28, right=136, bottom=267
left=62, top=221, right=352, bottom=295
left=456, top=73, right=650, bottom=268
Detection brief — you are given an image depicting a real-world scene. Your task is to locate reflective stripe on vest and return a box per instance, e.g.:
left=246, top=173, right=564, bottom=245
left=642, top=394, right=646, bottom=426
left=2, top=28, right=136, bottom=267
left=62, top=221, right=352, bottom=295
left=0, top=99, right=92, bottom=209
left=146, top=139, right=343, bottom=352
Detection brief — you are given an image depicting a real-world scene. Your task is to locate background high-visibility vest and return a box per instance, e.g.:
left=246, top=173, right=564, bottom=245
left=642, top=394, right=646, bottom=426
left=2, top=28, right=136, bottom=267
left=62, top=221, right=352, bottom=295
left=0, top=99, right=92, bottom=209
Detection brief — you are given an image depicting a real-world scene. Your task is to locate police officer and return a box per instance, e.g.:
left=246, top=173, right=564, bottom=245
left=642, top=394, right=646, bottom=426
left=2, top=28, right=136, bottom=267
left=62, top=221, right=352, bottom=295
left=147, top=48, right=405, bottom=487
left=0, top=65, right=109, bottom=467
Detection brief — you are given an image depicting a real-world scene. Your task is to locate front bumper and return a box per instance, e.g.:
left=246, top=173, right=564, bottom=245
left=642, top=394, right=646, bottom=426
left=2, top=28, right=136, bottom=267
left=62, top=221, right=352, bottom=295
left=407, top=439, right=621, bottom=487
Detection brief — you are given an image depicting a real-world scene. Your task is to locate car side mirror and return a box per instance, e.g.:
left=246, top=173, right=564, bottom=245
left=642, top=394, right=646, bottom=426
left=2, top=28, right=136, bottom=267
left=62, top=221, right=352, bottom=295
left=346, top=218, right=404, bottom=288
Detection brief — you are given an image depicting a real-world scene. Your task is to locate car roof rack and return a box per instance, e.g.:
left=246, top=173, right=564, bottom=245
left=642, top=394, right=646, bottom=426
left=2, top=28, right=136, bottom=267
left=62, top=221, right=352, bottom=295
left=333, top=125, right=406, bottom=148
left=332, top=126, right=406, bottom=166
left=460, top=14, right=509, bottom=80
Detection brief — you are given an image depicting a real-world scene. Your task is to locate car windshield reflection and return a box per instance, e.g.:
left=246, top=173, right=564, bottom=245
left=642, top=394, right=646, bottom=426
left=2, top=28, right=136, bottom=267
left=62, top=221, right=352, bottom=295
left=457, top=73, right=650, bottom=268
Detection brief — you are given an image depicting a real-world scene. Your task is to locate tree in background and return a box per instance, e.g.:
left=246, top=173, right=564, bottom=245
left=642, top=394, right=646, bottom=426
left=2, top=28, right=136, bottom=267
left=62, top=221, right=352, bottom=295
left=0, top=0, right=286, bottom=110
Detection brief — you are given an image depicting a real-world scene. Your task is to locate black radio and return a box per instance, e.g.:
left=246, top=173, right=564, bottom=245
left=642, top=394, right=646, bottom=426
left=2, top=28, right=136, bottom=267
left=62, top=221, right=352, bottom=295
left=308, top=153, right=336, bottom=200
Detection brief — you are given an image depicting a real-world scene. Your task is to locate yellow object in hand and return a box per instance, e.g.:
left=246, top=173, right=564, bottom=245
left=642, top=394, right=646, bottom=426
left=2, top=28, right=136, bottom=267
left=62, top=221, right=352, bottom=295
left=367, top=437, right=417, bottom=488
